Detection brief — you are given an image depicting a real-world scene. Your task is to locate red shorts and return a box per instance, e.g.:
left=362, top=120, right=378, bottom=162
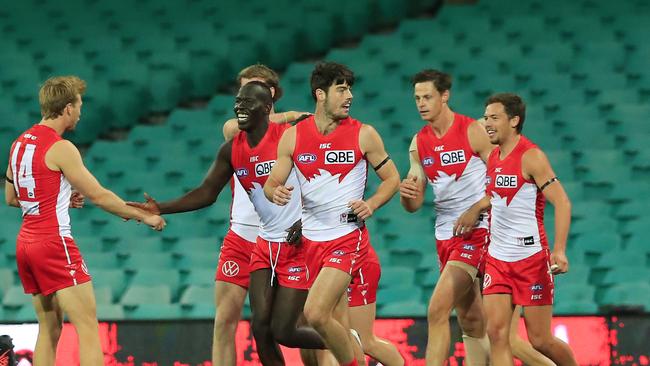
left=436, top=228, right=488, bottom=274
left=348, top=245, right=380, bottom=307
left=304, top=227, right=370, bottom=286
left=16, top=235, right=92, bottom=296
left=249, top=237, right=311, bottom=290
left=215, top=230, right=256, bottom=288
left=482, top=249, right=554, bottom=306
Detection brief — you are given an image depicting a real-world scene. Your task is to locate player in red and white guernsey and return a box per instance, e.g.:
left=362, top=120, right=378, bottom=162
left=232, top=81, right=327, bottom=363
left=457, top=93, right=577, bottom=366
left=217, top=64, right=310, bottom=365
left=399, top=70, right=493, bottom=366
left=265, top=62, right=401, bottom=366
left=5, top=76, right=165, bottom=365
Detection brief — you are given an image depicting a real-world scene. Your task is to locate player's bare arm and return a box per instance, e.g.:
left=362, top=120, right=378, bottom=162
left=5, top=165, right=19, bottom=207
left=264, top=126, right=296, bottom=205
left=453, top=195, right=491, bottom=237
left=137, top=141, right=235, bottom=215
left=467, top=119, right=496, bottom=163
left=355, top=124, right=399, bottom=220
left=47, top=140, right=165, bottom=230
left=523, top=147, right=571, bottom=274
left=222, top=112, right=311, bottom=141
left=400, top=135, right=427, bottom=213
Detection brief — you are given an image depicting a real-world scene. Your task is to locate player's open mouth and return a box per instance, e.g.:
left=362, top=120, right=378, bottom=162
left=486, top=128, right=496, bottom=137
left=237, top=112, right=249, bottom=122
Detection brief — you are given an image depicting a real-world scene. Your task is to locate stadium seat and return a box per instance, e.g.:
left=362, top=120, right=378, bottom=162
left=2, top=286, right=31, bottom=308
left=179, top=285, right=214, bottom=306
left=554, top=282, right=596, bottom=315
left=121, top=284, right=172, bottom=306
left=380, top=300, right=427, bottom=317
left=599, top=282, right=650, bottom=311
left=124, top=303, right=183, bottom=320
left=91, top=269, right=127, bottom=301
left=379, top=266, right=415, bottom=289
left=97, top=304, right=125, bottom=320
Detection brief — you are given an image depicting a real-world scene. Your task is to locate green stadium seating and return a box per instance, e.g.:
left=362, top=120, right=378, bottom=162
left=380, top=300, right=427, bottom=317
left=91, top=269, right=127, bottom=301
left=97, top=304, right=126, bottom=320
left=121, top=284, right=172, bottom=306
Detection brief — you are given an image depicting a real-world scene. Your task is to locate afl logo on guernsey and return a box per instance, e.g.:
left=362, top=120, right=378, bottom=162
left=235, top=168, right=249, bottom=177
left=495, top=174, right=518, bottom=188
left=422, top=156, right=434, bottom=167
left=325, top=150, right=355, bottom=164
left=440, top=149, right=466, bottom=166
left=255, top=160, right=275, bottom=177
left=297, top=153, right=317, bottom=164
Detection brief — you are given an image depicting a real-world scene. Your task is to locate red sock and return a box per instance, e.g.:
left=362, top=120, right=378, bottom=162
left=341, top=360, right=358, bottom=366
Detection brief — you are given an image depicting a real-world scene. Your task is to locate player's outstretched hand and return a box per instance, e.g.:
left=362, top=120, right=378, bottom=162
left=286, top=219, right=302, bottom=245
left=399, top=176, right=420, bottom=200
left=70, top=191, right=85, bottom=209
left=550, top=250, right=569, bottom=275
left=143, top=214, right=166, bottom=231
left=272, top=185, right=293, bottom=206
left=348, top=200, right=374, bottom=220
left=127, top=192, right=161, bottom=215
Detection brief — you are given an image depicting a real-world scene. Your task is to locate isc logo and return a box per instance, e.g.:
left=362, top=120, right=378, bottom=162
left=422, top=156, right=434, bottom=167
left=235, top=168, right=249, bottom=177
left=531, top=294, right=543, bottom=300
left=297, top=153, right=317, bottom=164
left=288, top=275, right=300, bottom=281
left=495, top=174, right=518, bottom=188
left=329, top=258, right=342, bottom=264
left=255, top=160, right=275, bottom=177
left=460, top=253, right=472, bottom=259
left=440, top=150, right=466, bottom=166
left=325, top=150, right=355, bottom=164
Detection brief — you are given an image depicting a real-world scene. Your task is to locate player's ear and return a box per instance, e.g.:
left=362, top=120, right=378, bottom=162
left=509, top=115, right=520, bottom=130
left=316, top=88, right=326, bottom=101
left=441, top=90, right=450, bottom=104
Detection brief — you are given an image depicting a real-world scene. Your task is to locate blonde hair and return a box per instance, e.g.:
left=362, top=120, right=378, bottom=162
left=237, top=64, right=283, bottom=102
left=39, top=76, right=87, bottom=119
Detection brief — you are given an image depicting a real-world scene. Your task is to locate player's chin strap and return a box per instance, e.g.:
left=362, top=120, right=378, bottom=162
left=539, top=177, right=559, bottom=192
left=373, top=156, right=391, bottom=171
left=268, top=241, right=282, bottom=287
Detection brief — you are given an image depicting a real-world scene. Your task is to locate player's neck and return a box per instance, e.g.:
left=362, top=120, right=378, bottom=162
left=246, top=119, right=269, bottom=147
left=314, top=109, right=339, bottom=136
left=39, top=119, right=67, bottom=136
left=499, top=133, right=521, bottom=159
left=428, top=106, right=454, bottom=137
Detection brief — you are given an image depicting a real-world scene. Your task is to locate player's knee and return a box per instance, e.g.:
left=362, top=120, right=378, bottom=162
left=42, top=321, right=63, bottom=341
left=486, top=322, right=508, bottom=345
left=214, top=308, right=239, bottom=334
left=528, top=333, right=553, bottom=353
left=303, top=304, right=328, bottom=330
left=458, top=309, right=485, bottom=335
left=251, top=318, right=272, bottom=339
left=270, top=319, right=294, bottom=346
left=427, top=298, right=451, bottom=324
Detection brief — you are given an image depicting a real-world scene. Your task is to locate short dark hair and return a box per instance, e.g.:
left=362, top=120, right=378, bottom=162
left=310, top=62, right=355, bottom=101
left=485, top=93, right=526, bottom=133
left=241, top=80, right=273, bottom=105
left=238, top=64, right=283, bottom=102
left=412, top=69, right=452, bottom=93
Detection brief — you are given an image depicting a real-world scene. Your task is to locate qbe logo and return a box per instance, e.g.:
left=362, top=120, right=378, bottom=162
left=235, top=168, right=249, bottom=177
left=422, top=156, right=434, bottom=167
left=495, top=174, right=518, bottom=188
left=440, top=149, right=466, bottom=166
left=255, top=160, right=275, bottom=177
left=325, top=150, right=355, bottom=164
left=297, top=153, right=317, bottom=164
